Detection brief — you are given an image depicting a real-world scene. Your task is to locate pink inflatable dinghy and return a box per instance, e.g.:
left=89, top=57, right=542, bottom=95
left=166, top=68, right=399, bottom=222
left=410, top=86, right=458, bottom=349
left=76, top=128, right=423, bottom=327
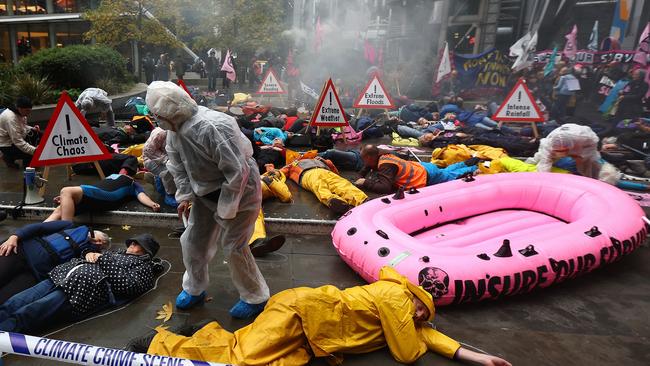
left=332, top=172, right=648, bottom=306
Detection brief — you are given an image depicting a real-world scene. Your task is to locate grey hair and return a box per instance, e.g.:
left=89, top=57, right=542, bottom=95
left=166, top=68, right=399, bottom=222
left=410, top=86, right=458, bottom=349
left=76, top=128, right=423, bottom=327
left=94, top=230, right=112, bottom=250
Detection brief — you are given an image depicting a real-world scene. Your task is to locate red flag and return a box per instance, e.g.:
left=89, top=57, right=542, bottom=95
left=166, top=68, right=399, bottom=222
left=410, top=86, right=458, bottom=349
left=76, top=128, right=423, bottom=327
left=364, top=39, right=376, bottom=64
left=221, top=49, right=236, bottom=82
left=314, top=17, right=323, bottom=53
left=286, top=50, right=300, bottom=77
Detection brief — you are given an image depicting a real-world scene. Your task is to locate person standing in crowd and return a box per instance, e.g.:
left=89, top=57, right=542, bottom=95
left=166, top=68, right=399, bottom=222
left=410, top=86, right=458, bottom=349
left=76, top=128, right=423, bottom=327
left=75, top=88, right=115, bottom=127
left=249, top=56, right=261, bottom=88
left=205, top=49, right=220, bottom=92
left=142, top=52, right=156, bottom=84
left=146, top=81, right=270, bottom=318
left=551, top=67, right=580, bottom=121
left=0, top=96, right=37, bottom=169
left=156, top=53, right=170, bottom=81
left=615, top=68, right=648, bottom=121
left=174, top=53, right=186, bottom=81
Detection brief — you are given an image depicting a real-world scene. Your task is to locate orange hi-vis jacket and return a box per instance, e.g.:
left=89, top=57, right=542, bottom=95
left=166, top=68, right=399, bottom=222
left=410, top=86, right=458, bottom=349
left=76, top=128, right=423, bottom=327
left=378, top=154, right=428, bottom=189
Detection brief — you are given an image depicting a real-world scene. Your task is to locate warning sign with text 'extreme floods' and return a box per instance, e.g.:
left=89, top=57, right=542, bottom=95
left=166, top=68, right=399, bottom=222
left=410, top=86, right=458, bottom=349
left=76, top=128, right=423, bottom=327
left=257, top=68, right=286, bottom=94
left=30, top=91, right=112, bottom=167
left=353, top=74, right=394, bottom=108
left=310, top=78, right=350, bottom=127
left=492, top=79, right=544, bottom=122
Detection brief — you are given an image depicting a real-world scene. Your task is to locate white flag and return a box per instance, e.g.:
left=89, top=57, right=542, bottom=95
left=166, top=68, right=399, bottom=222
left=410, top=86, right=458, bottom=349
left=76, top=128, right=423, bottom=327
left=511, top=31, right=537, bottom=71
left=300, top=81, right=319, bottom=100
left=436, top=42, right=451, bottom=83
left=587, top=21, right=599, bottom=51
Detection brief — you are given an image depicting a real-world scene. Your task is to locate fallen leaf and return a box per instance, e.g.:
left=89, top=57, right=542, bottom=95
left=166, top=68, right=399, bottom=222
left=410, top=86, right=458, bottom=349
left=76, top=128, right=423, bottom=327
left=122, top=225, right=131, bottom=231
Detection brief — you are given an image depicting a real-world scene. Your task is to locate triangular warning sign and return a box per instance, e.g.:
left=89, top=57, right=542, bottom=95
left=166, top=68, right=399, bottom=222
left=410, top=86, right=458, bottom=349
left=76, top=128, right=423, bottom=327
left=176, top=79, right=194, bottom=99
left=310, top=79, right=350, bottom=127
left=30, top=92, right=112, bottom=167
left=353, top=74, right=394, bottom=108
left=257, top=68, right=286, bottom=94
left=492, top=79, right=544, bottom=122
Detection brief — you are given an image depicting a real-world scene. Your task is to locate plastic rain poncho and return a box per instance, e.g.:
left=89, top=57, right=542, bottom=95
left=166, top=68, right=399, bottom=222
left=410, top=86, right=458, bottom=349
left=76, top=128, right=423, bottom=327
left=145, top=81, right=269, bottom=303
left=528, top=123, right=601, bottom=178
left=147, top=267, right=461, bottom=365
left=75, top=88, right=113, bottom=112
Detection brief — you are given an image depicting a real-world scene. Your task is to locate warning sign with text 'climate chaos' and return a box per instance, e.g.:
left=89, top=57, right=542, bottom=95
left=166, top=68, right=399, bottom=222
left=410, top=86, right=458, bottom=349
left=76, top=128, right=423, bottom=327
left=30, top=92, right=112, bottom=167
left=492, top=79, right=544, bottom=122
left=353, top=74, right=394, bottom=108
left=309, top=78, right=350, bottom=127
left=257, top=68, right=286, bottom=94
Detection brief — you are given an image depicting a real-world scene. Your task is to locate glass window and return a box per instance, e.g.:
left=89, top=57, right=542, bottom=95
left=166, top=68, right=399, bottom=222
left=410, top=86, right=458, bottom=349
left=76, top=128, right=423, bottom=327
left=450, top=0, right=481, bottom=16
left=53, top=0, right=92, bottom=14
left=54, top=22, right=90, bottom=47
left=447, top=24, right=477, bottom=54
left=0, top=26, right=10, bottom=63
left=15, top=23, right=49, bottom=59
left=13, top=0, right=48, bottom=15
left=0, top=1, right=8, bottom=15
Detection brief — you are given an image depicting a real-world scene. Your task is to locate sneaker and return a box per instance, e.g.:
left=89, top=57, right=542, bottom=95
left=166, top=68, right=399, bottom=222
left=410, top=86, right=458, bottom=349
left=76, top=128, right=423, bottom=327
left=249, top=235, right=286, bottom=257
left=229, top=300, right=267, bottom=319
left=328, top=198, right=352, bottom=215
left=175, top=290, right=206, bottom=310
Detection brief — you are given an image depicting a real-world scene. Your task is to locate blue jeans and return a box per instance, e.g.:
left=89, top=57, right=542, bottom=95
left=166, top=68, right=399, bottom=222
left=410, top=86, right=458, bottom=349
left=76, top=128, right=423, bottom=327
left=318, top=149, right=364, bottom=171
left=0, top=279, right=74, bottom=333
left=421, top=162, right=477, bottom=185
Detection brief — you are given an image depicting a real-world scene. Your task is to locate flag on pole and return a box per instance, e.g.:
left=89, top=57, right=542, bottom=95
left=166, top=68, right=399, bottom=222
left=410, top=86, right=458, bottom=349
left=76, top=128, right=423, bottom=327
left=563, top=25, right=578, bottom=60
left=633, top=22, right=650, bottom=66
left=314, top=17, right=323, bottom=53
left=610, top=0, right=630, bottom=43
left=221, top=49, right=236, bottom=82
left=436, top=42, right=451, bottom=83
left=286, top=50, right=300, bottom=77
left=300, top=81, right=319, bottom=100
left=587, top=21, right=599, bottom=51
left=544, top=47, right=558, bottom=77
left=510, top=31, right=537, bottom=71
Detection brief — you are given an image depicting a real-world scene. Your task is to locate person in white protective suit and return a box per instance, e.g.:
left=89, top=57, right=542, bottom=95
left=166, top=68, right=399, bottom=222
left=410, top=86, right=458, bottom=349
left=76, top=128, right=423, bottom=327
left=527, top=123, right=601, bottom=179
left=146, top=81, right=270, bottom=319
left=75, top=88, right=115, bottom=127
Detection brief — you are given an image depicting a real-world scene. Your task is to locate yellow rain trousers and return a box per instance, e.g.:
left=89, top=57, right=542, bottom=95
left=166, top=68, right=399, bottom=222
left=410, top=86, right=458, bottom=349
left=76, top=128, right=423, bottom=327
left=299, top=168, right=367, bottom=208
left=147, top=267, right=461, bottom=365
left=430, top=144, right=508, bottom=167
left=249, top=171, right=293, bottom=244
left=488, top=156, right=569, bottom=174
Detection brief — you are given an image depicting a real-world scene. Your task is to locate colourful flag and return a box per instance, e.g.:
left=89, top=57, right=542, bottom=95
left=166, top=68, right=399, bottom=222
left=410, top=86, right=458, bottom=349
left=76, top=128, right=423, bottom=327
left=587, top=21, right=599, bottom=51
left=544, top=47, right=558, bottom=77
left=610, top=0, right=630, bottom=43
left=220, top=49, right=236, bottom=81
left=633, top=22, right=650, bottom=66
left=563, top=25, right=578, bottom=60
left=286, top=50, right=300, bottom=77
left=314, top=17, right=323, bottom=53
left=436, top=42, right=451, bottom=83
left=510, top=31, right=537, bottom=71
left=363, top=39, right=376, bottom=65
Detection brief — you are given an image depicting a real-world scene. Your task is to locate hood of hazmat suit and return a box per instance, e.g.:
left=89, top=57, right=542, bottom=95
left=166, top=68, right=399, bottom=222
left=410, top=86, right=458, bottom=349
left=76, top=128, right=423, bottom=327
left=76, top=88, right=112, bottom=110
left=530, top=123, right=601, bottom=177
left=146, top=81, right=198, bottom=131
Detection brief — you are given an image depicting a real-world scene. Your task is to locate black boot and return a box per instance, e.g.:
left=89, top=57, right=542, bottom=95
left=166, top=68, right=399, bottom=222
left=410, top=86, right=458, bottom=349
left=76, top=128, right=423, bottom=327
left=249, top=235, right=286, bottom=257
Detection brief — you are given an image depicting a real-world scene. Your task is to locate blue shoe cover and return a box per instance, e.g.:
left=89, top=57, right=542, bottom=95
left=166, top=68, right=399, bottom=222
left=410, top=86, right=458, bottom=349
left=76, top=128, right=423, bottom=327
left=164, top=194, right=178, bottom=208
left=175, top=290, right=206, bottom=310
left=154, top=176, right=166, bottom=197
left=229, top=300, right=267, bottom=319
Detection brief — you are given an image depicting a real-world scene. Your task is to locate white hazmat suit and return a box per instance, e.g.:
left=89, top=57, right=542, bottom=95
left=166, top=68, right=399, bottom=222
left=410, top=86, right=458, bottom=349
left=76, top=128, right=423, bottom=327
left=146, top=81, right=269, bottom=311
left=75, top=88, right=115, bottom=127
left=528, top=123, right=601, bottom=178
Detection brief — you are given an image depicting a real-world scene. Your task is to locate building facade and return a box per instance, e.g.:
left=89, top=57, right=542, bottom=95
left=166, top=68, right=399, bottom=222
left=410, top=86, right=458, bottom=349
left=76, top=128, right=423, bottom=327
left=0, top=0, right=97, bottom=64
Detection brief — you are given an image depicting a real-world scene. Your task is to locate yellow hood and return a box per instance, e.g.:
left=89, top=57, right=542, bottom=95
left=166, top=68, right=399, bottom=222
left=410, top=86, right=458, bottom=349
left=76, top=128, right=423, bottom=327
left=379, top=266, right=435, bottom=321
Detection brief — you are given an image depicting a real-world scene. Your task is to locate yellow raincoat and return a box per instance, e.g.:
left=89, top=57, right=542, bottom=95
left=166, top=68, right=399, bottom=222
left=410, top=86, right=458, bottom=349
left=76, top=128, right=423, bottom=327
left=430, top=144, right=508, bottom=167
left=147, top=267, right=461, bottom=365
left=250, top=171, right=292, bottom=244
left=483, top=156, right=569, bottom=174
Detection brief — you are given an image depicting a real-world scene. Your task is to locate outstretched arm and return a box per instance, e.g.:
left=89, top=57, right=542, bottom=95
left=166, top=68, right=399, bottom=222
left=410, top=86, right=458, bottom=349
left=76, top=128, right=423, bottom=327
left=137, top=192, right=161, bottom=212
left=454, top=347, right=512, bottom=366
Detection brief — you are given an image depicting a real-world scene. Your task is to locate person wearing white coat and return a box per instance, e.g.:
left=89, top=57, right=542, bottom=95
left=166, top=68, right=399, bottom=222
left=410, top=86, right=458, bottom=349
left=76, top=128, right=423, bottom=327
left=75, top=88, right=115, bottom=127
left=146, top=81, right=270, bottom=319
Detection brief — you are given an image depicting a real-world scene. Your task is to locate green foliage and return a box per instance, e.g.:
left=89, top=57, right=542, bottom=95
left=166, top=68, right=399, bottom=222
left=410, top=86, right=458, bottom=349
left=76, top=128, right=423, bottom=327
left=84, top=0, right=183, bottom=49
left=0, top=63, right=15, bottom=106
left=16, top=45, right=129, bottom=90
left=12, top=74, right=53, bottom=105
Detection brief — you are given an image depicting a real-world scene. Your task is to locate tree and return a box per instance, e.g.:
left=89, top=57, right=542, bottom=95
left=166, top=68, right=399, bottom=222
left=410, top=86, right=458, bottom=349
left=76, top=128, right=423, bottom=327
left=83, top=0, right=184, bottom=49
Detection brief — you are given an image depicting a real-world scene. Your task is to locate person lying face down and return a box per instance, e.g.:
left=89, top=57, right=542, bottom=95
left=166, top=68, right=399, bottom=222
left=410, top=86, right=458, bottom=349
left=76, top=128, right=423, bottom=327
left=128, top=266, right=511, bottom=366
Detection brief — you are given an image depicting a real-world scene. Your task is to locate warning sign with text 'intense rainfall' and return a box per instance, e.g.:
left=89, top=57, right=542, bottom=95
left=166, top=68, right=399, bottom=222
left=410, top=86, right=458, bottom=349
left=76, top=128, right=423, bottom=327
left=30, top=92, right=112, bottom=167
left=492, top=79, right=544, bottom=122
left=309, top=78, right=350, bottom=127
